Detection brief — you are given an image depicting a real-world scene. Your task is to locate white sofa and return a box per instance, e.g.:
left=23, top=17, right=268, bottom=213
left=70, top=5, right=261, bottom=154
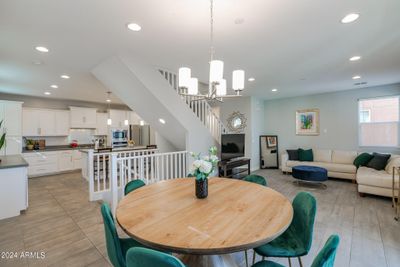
left=356, top=155, right=400, bottom=197
left=281, top=149, right=400, bottom=198
left=281, top=149, right=357, bottom=180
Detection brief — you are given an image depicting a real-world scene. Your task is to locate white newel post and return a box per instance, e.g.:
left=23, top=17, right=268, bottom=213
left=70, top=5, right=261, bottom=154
left=88, top=150, right=95, bottom=201
left=110, top=153, right=118, bottom=216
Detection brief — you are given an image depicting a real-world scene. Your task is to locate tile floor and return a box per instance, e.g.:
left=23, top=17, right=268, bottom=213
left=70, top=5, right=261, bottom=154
left=0, top=169, right=399, bottom=267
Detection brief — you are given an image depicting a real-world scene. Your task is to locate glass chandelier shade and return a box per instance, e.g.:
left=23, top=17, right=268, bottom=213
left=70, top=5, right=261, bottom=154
left=209, top=60, right=224, bottom=84
left=178, top=67, right=191, bottom=88
left=232, top=70, right=245, bottom=91
left=188, top=78, right=199, bottom=95
left=216, top=79, right=227, bottom=96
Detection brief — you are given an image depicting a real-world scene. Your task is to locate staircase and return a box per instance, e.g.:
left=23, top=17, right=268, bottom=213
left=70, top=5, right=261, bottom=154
left=159, top=70, right=227, bottom=143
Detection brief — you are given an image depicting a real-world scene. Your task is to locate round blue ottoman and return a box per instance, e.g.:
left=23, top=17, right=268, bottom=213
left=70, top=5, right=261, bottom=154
left=292, top=165, right=328, bottom=188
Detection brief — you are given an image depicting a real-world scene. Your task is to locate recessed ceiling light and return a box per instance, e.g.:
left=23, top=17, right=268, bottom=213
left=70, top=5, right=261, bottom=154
left=44, top=91, right=51, bottom=95
left=271, top=88, right=278, bottom=92
left=61, top=75, right=70, bottom=79
left=159, top=118, right=166, bottom=124
left=349, top=56, right=361, bottom=61
left=106, top=99, right=111, bottom=103
left=127, top=23, right=142, bottom=31
left=248, top=77, right=255, bottom=82
left=341, top=13, right=360, bottom=24
left=35, top=46, right=49, bottom=53
left=352, top=75, right=361, bottom=80
left=50, top=84, right=58, bottom=89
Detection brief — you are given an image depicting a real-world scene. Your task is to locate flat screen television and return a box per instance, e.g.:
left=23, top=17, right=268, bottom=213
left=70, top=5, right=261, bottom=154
left=221, top=134, right=245, bottom=161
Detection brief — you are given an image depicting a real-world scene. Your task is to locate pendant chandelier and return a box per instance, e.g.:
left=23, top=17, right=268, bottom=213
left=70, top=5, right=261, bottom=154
left=178, top=0, right=245, bottom=102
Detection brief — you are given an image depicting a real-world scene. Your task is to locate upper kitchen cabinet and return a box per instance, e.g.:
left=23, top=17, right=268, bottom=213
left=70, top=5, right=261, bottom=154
left=109, top=109, right=129, bottom=129
left=69, top=106, right=97, bottom=128
left=0, top=101, right=23, bottom=155
left=0, top=101, right=23, bottom=136
left=22, top=108, right=69, bottom=136
left=96, top=112, right=108, bottom=136
left=55, top=110, right=70, bottom=135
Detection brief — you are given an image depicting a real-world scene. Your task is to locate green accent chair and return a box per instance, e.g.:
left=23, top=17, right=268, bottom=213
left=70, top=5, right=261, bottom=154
left=251, top=235, right=340, bottom=267
left=101, top=203, right=147, bottom=267
left=126, top=247, right=186, bottom=267
left=124, top=179, right=145, bottom=195
left=253, top=192, right=317, bottom=267
left=243, top=174, right=268, bottom=186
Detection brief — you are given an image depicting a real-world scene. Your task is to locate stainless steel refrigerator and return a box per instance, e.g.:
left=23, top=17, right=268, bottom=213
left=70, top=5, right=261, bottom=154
left=129, top=125, right=151, bottom=146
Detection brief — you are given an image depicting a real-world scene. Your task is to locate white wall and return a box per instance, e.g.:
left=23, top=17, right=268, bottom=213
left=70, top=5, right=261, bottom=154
left=264, top=83, right=400, bottom=156
left=218, top=96, right=265, bottom=171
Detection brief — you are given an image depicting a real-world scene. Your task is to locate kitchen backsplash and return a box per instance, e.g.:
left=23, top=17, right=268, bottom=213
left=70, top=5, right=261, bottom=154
left=23, top=129, right=105, bottom=146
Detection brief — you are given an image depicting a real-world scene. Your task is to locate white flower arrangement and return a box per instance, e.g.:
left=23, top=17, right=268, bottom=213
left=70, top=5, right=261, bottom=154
left=189, top=146, right=219, bottom=180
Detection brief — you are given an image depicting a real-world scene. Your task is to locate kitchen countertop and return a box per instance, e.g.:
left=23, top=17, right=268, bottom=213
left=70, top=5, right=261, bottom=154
left=0, top=155, right=29, bottom=169
left=22, top=145, right=94, bottom=153
left=80, top=146, right=152, bottom=153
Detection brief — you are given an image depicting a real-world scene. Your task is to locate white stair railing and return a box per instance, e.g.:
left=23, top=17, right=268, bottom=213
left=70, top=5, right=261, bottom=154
left=159, top=69, right=227, bottom=143
left=110, top=150, right=188, bottom=213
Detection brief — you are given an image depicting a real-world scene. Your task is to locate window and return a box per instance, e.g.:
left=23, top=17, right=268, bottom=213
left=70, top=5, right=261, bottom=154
left=359, top=110, right=371, bottom=123
left=359, top=96, right=399, bottom=147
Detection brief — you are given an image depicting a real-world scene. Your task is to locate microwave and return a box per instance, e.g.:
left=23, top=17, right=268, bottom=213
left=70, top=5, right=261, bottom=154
left=112, top=129, right=128, bottom=140
left=111, top=129, right=128, bottom=147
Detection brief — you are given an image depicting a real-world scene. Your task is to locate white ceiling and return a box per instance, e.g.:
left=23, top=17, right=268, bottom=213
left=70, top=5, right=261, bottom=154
left=0, top=0, right=399, bottom=103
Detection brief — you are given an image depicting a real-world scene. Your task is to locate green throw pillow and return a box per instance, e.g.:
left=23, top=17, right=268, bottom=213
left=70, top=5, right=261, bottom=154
left=298, top=148, right=313, bottom=161
left=353, top=153, right=373, bottom=168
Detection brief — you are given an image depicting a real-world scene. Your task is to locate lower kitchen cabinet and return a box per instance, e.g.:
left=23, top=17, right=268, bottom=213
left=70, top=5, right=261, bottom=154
left=22, top=150, right=83, bottom=177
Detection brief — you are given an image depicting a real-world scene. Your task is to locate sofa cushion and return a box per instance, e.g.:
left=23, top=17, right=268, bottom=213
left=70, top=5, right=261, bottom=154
left=366, top=153, right=391, bottom=171
left=353, top=153, right=373, bottom=168
left=298, top=148, right=313, bottom=162
left=313, top=149, right=332, bottom=163
left=357, top=167, right=396, bottom=189
left=385, top=155, right=400, bottom=174
left=286, top=149, right=299, bottom=161
left=332, top=150, right=357, bottom=164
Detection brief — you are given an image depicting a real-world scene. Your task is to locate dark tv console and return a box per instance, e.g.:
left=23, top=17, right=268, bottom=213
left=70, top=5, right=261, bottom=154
left=218, top=158, right=251, bottom=179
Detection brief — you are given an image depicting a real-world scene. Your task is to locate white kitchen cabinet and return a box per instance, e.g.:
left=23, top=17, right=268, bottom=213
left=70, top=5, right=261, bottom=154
left=72, top=150, right=82, bottom=169
left=0, top=101, right=23, bottom=155
left=39, top=110, right=56, bottom=136
left=58, top=151, right=74, bottom=171
left=23, top=108, right=69, bottom=136
left=109, top=109, right=129, bottom=129
left=96, top=112, right=108, bottom=135
left=22, top=109, right=40, bottom=136
left=55, top=110, right=70, bottom=135
left=70, top=106, right=97, bottom=128
left=3, top=101, right=22, bottom=135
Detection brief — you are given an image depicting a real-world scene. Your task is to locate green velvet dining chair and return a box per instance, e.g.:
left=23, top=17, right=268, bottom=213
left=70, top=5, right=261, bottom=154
left=126, top=247, right=186, bottom=267
left=243, top=174, right=268, bottom=186
left=253, top=192, right=317, bottom=267
left=124, top=179, right=146, bottom=195
left=101, top=203, right=147, bottom=267
left=251, top=235, right=340, bottom=267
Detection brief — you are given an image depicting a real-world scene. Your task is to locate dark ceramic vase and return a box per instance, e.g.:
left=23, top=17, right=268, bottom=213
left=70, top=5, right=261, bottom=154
left=195, top=178, right=208, bottom=199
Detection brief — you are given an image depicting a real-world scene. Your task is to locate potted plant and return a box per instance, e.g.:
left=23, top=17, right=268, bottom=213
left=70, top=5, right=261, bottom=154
left=24, top=138, right=35, bottom=150
left=0, top=120, right=5, bottom=162
left=189, top=146, right=219, bottom=199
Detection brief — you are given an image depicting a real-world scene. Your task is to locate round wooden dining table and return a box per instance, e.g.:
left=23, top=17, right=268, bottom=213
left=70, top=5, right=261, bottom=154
left=116, top=178, right=293, bottom=267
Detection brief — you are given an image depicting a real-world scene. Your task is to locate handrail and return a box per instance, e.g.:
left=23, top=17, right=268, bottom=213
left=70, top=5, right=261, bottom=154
left=159, top=69, right=227, bottom=142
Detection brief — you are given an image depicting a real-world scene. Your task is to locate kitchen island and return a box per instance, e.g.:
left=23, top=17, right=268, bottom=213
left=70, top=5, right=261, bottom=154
left=0, top=155, right=29, bottom=219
